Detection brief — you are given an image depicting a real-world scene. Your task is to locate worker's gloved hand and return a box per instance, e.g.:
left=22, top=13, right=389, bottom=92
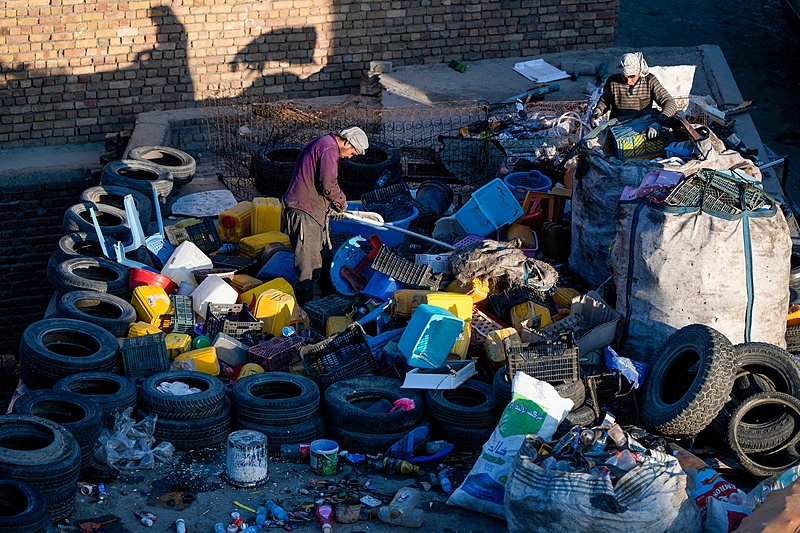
left=646, top=122, right=661, bottom=140
left=590, top=109, right=603, bottom=128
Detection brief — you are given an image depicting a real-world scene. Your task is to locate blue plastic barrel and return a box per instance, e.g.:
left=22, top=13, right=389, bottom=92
left=503, top=170, right=552, bottom=201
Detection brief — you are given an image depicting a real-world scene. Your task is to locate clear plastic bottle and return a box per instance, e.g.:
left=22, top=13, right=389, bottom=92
left=377, top=506, right=425, bottom=527
left=241, top=527, right=259, bottom=533
left=175, top=518, right=186, bottom=533
left=388, top=487, right=421, bottom=519
left=437, top=470, right=453, bottom=496
left=264, top=499, right=289, bottom=521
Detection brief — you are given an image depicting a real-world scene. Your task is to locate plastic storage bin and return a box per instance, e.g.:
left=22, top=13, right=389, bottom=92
left=454, top=178, right=524, bottom=237
left=251, top=197, right=283, bottom=235
left=120, top=333, right=170, bottom=377
left=191, top=274, right=239, bottom=318
left=247, top=335, right=306, bottom=373
left=173, top=346, right=220, bottom=376
left=256, top=245, right=296, bottom=285
left=398, top=304, right=465, bottom=369
left=609, top=121, right=665, bottom=161
left=167, top=294, right=194, bottom=334
left=131, top=285, right=173, bottom=325
left=361, top=271, right=409, bottom=301
left=413, top=292, right=474, bottom=322
left=329, top=201, right=419, bottom=248
left=505, top=333, right=579, bottom=383
left=213, top=332, right=250, bottom=367
left=240, top=277, right=296, bottom=308
left=161, top=241, right=213, bottom=289
left=540, top=291, right=621, bottom=356
left=503, top=170, right=552, bottom=202
left=301, top=323, right=376, bottom=389
left=303, top=294, right=359, bottom=332
left=252, top=288, right=296, bottom=337
left=217, top=201, right=252, bottom=244
left=239, top=231, right=292, bottom=258
left=371, top=247, right=439, bottom=290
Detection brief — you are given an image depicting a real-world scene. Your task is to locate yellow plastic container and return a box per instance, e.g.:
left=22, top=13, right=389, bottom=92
left=412, top=292, right=474, bottom=322
left=173, top=347, right=220, bottom=376
left=448, top=322, right=472, bottom=360
left=485, top=328, right=521, bottom=368
left=445, top=278, right=493, bottom=308
left=253, top=288, right=296, bottom=337
left=238, top=363, right=265, bottom=380
left=326, top=316, right=352, bottom=337
left=217, top=201, right=253, bottom=244
left=789, top=304, right=800, bottom=327
left=238, top=231, right=292, bottom=258
left=131, top=285, right=173, bottom=326
left=232, top=274, right=263, bottom=294
left=511, top=301, right=552, bottom=332
left=391, top=290, right=435, bottom=318
left=251, top=197, right=283, bottom=235
left=165, top=333, right=192, bottom=360
left=128, top=321, right=163, bottom=337
left=240, top=278, right=296, bottom=308
left=554, top=287, right=581, bottom=309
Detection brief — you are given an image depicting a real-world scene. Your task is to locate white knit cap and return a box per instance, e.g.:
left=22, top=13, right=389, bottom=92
left=338, top=126, right=369, bottom=155
left=620, top=52, right=649, bottom=76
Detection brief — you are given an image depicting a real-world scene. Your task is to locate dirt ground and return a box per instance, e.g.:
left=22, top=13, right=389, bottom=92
left=616, top=0, right=800, bottom=202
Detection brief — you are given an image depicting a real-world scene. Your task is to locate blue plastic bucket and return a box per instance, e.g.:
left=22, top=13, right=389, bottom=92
left=503, top=170, right=552, bottom=201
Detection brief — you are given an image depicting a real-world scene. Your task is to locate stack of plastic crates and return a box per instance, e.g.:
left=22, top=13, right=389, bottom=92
left=204, top=303, right=263, bottom=345
left=371, top=246, right=440, bottom=290
left=120, top=333, right=170, bottom=378
left=158, top=294, right=194, bottom=334
left=489, top=285, right=559, bottom=322
left=609, top=121, right=665, bottom=161
left=247, top=335, right=307, bottom=372
left=301, top=323, right=376, bottom=389
left=303, top=294, right=359, bottom=333
left=584, top=372, right=639, bottom=427
left=504, top=333, right=579, bottom=384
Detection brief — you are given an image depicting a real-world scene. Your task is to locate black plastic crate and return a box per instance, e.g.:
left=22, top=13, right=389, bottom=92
left=247, top=335, right=307, bottom=372
left=489, top=285, right=559, bottom=322
left=505, top=333, right=579, bottom=383
left=370, top=246, right=440, bottom=290
left=303, top=294, right=359, bottom=333
left=120, top=333, right=170, bottom=378
left=301, top=323, right=376, bottom=389
left=204, top=303, right=263, bottom=343
left=584, top=372, right=639, bottom=427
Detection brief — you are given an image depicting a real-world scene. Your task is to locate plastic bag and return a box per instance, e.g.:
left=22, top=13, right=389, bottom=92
left=746, top=465, right=800, bottom=510
left=685, top=466, right=751, bottom=532
left=95, top=407, right=175, bottom=470
left=447, top=372, right=573, bottom=518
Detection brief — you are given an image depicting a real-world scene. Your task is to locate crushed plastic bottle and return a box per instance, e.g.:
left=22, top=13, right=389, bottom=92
left=213, top=524, right=226, bottom=533
left=265, top=499, right=289, bottom=521
left=388, top=487, right=421, bottom=519
left=437, top=470, right=453, bottom=496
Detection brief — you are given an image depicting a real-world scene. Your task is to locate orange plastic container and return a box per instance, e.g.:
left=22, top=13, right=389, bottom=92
left=217, top=201, right=253, bottom=244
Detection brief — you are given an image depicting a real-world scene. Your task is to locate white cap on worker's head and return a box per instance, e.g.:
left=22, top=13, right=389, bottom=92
left=339, top=126, right=369, bottom=155
left=620, top=52, right=648, bottom=76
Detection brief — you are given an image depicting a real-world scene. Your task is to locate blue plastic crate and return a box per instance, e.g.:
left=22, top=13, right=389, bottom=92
left=398, top=304, right=465, bottom=369
left=454, top=178, right=524, bottom=236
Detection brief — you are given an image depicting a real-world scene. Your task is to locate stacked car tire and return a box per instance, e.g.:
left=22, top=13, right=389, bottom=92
left=54, top=371, right=139, bottom=429
left=426, top=380, right=498, bottom=451
left=0, top=478, right=53, bottom=533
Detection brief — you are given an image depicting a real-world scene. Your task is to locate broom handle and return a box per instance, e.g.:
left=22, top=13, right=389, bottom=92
left=340, top=213, right=456, bottom=250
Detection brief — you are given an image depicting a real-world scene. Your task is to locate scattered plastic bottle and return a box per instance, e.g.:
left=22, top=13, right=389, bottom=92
left=175, top=518, right=186, bottom=533
left=383, top=457, right=419, bottom=475
left=97, top=483, right=108, bottom=500
left=264, top=499, right=289, bottom=521
left=280, top=443, right=311, bottom=459
left=315, top=504, right=334, bottom=533
left=388, top=486, right=421, bottom=519
left=377, top=506, right=425, bottom=527
left=256, top=506, right=267, bottom=527
left=424, top=440, right=450, bottom=454
left=225, top=524, right=239, bottom=533
left=606, top=449, right=638, bottom=472
left=437, top=470, right=453, bottom=496
left=213, top=524, right=226, bottom=533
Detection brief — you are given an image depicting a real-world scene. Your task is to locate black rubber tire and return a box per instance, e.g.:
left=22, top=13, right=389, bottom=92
left=53, top=372, right=138, bottom=429
left=12, top=389, right=104, bottom=469
left=0, top=479, right=50, bottom=533
left=142, top=398, right=232, bottom=450
left=101, top=159, right=173, bottom=202
left=80, top=185, right=153, bottom=224
left=727, top=392, right=800, bottom=477
left=337, top=141, right=402, bottom=198
left=708, top=342, right=800, bottom=449
left=556, top=379, right=586, bottom=409
left=552, top=404, right=597, bottom=440
left=55, top=232, right=117, bottom=263
left=791, top=244, right=800, bottom=290
left=56, top=290, right=136, bottom=338
left=493, top=367, right=512, bottom=408
left=63, top=202, right=131, bottom=241
left=253, top=144, right=302, bottom=197
left=425, top=380, right=498, bottom=429
left=434, top=423, right=494, bottom=452
left=128, top=145, right=196, bottom=187
left=323, top=376, right=424, bottom=434
left=641, top=324, right=736, bottom=437
left=140, top=371, right=225, bottom=421
left=236, top=413, right=326, bottom=455
left=47, top=256, right=130, bottom=298
left=232, top=372, right=320, bottom=426
left=326, top=418, right=427, bottom=456
left=0, top=415, right=81, bottom=523
left=18, top=319, right=119, bottom=390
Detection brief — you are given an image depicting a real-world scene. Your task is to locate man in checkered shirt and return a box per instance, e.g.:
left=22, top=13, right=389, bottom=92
left=590, top=52, right=677, bottom=140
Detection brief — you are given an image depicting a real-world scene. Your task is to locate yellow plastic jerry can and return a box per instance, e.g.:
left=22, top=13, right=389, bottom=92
left=326, top=316, right=352, bottom=337
left=553, top=287, right=581, bottom=310
left=448, top=321, right=472, bottom=360
left=240, top=278, right=296, bottom=308
left=232, top=274, right=264, bottom=294
left=251, top=197, right=283, bottom=235
left=253, top=288, right=296, bottom=337
left=238, top=231, right=292, bottom=258
left=237, top=362, right=265, bottom=380
left=391, top=290, right=435, bottom=318
left=218, top=201, right=253, bottom=244
left=485, top=328, right=520, bottom=368
left=414, top=292, right=474, bottom=322
left=131, top=285, right=173, bottom=326
left=165, top=333, right=192, bottom=360
left=173, top=347, right=220, bottom=376
left=128, top=321, right=163, bottom=337
left=511, top=301, right=552, bottom=332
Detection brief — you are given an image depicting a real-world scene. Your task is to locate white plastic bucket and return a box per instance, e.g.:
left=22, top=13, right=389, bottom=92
left=310, top=439, right=339, bottom=476
left=191, top=274, right=239, bottom=317
left=224, top=430, right=269, bottom=487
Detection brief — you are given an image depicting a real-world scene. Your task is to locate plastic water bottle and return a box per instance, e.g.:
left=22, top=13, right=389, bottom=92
left=256, top=506, right=267, bottom=527
left=388, top=487, right=421, bottom=519
left=213, top=524, right=226, bottom=533
left=265, top=499, right=289, bottom=521
left=175, top=518, right=186, bottom=533
left=437, top=470, right=453, bottom=496
left=377, top=506, right=425, bottom=527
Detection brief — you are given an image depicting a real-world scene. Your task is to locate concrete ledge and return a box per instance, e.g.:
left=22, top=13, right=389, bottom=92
left=124, top=107, right=211, bottom=157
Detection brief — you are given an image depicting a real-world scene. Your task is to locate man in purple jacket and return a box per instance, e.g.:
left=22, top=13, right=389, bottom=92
left=282, top=126, right=369, bottom=305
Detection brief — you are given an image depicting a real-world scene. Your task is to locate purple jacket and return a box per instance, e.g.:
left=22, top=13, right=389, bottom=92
left=282, top=133, right=347, bottom=226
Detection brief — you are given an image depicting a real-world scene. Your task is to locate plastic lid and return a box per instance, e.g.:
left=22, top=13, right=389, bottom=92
left=193, top=334, right=211, bottom=349
left=221, top=215, right=235, bottom=228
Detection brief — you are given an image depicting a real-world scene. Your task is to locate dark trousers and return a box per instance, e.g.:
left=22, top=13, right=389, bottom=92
left=285, top=208, right=333, bottom=306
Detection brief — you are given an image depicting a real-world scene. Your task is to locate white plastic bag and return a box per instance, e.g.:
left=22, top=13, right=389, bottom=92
left=95, top=407, right=175, bottom=469
left=447, top=372, right=573, bottom=518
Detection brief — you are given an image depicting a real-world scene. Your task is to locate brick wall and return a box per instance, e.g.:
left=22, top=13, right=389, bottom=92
left=0, top=0, right=619, bottom=148
left=0, top=174, right=98, bottom=355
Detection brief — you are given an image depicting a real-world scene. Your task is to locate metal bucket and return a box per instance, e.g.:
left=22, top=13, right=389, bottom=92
left=224, top=430, right=269, bottom=488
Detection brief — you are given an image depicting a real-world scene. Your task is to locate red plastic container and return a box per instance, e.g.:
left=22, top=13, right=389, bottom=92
left=128, top=267, right=178, bottom=294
